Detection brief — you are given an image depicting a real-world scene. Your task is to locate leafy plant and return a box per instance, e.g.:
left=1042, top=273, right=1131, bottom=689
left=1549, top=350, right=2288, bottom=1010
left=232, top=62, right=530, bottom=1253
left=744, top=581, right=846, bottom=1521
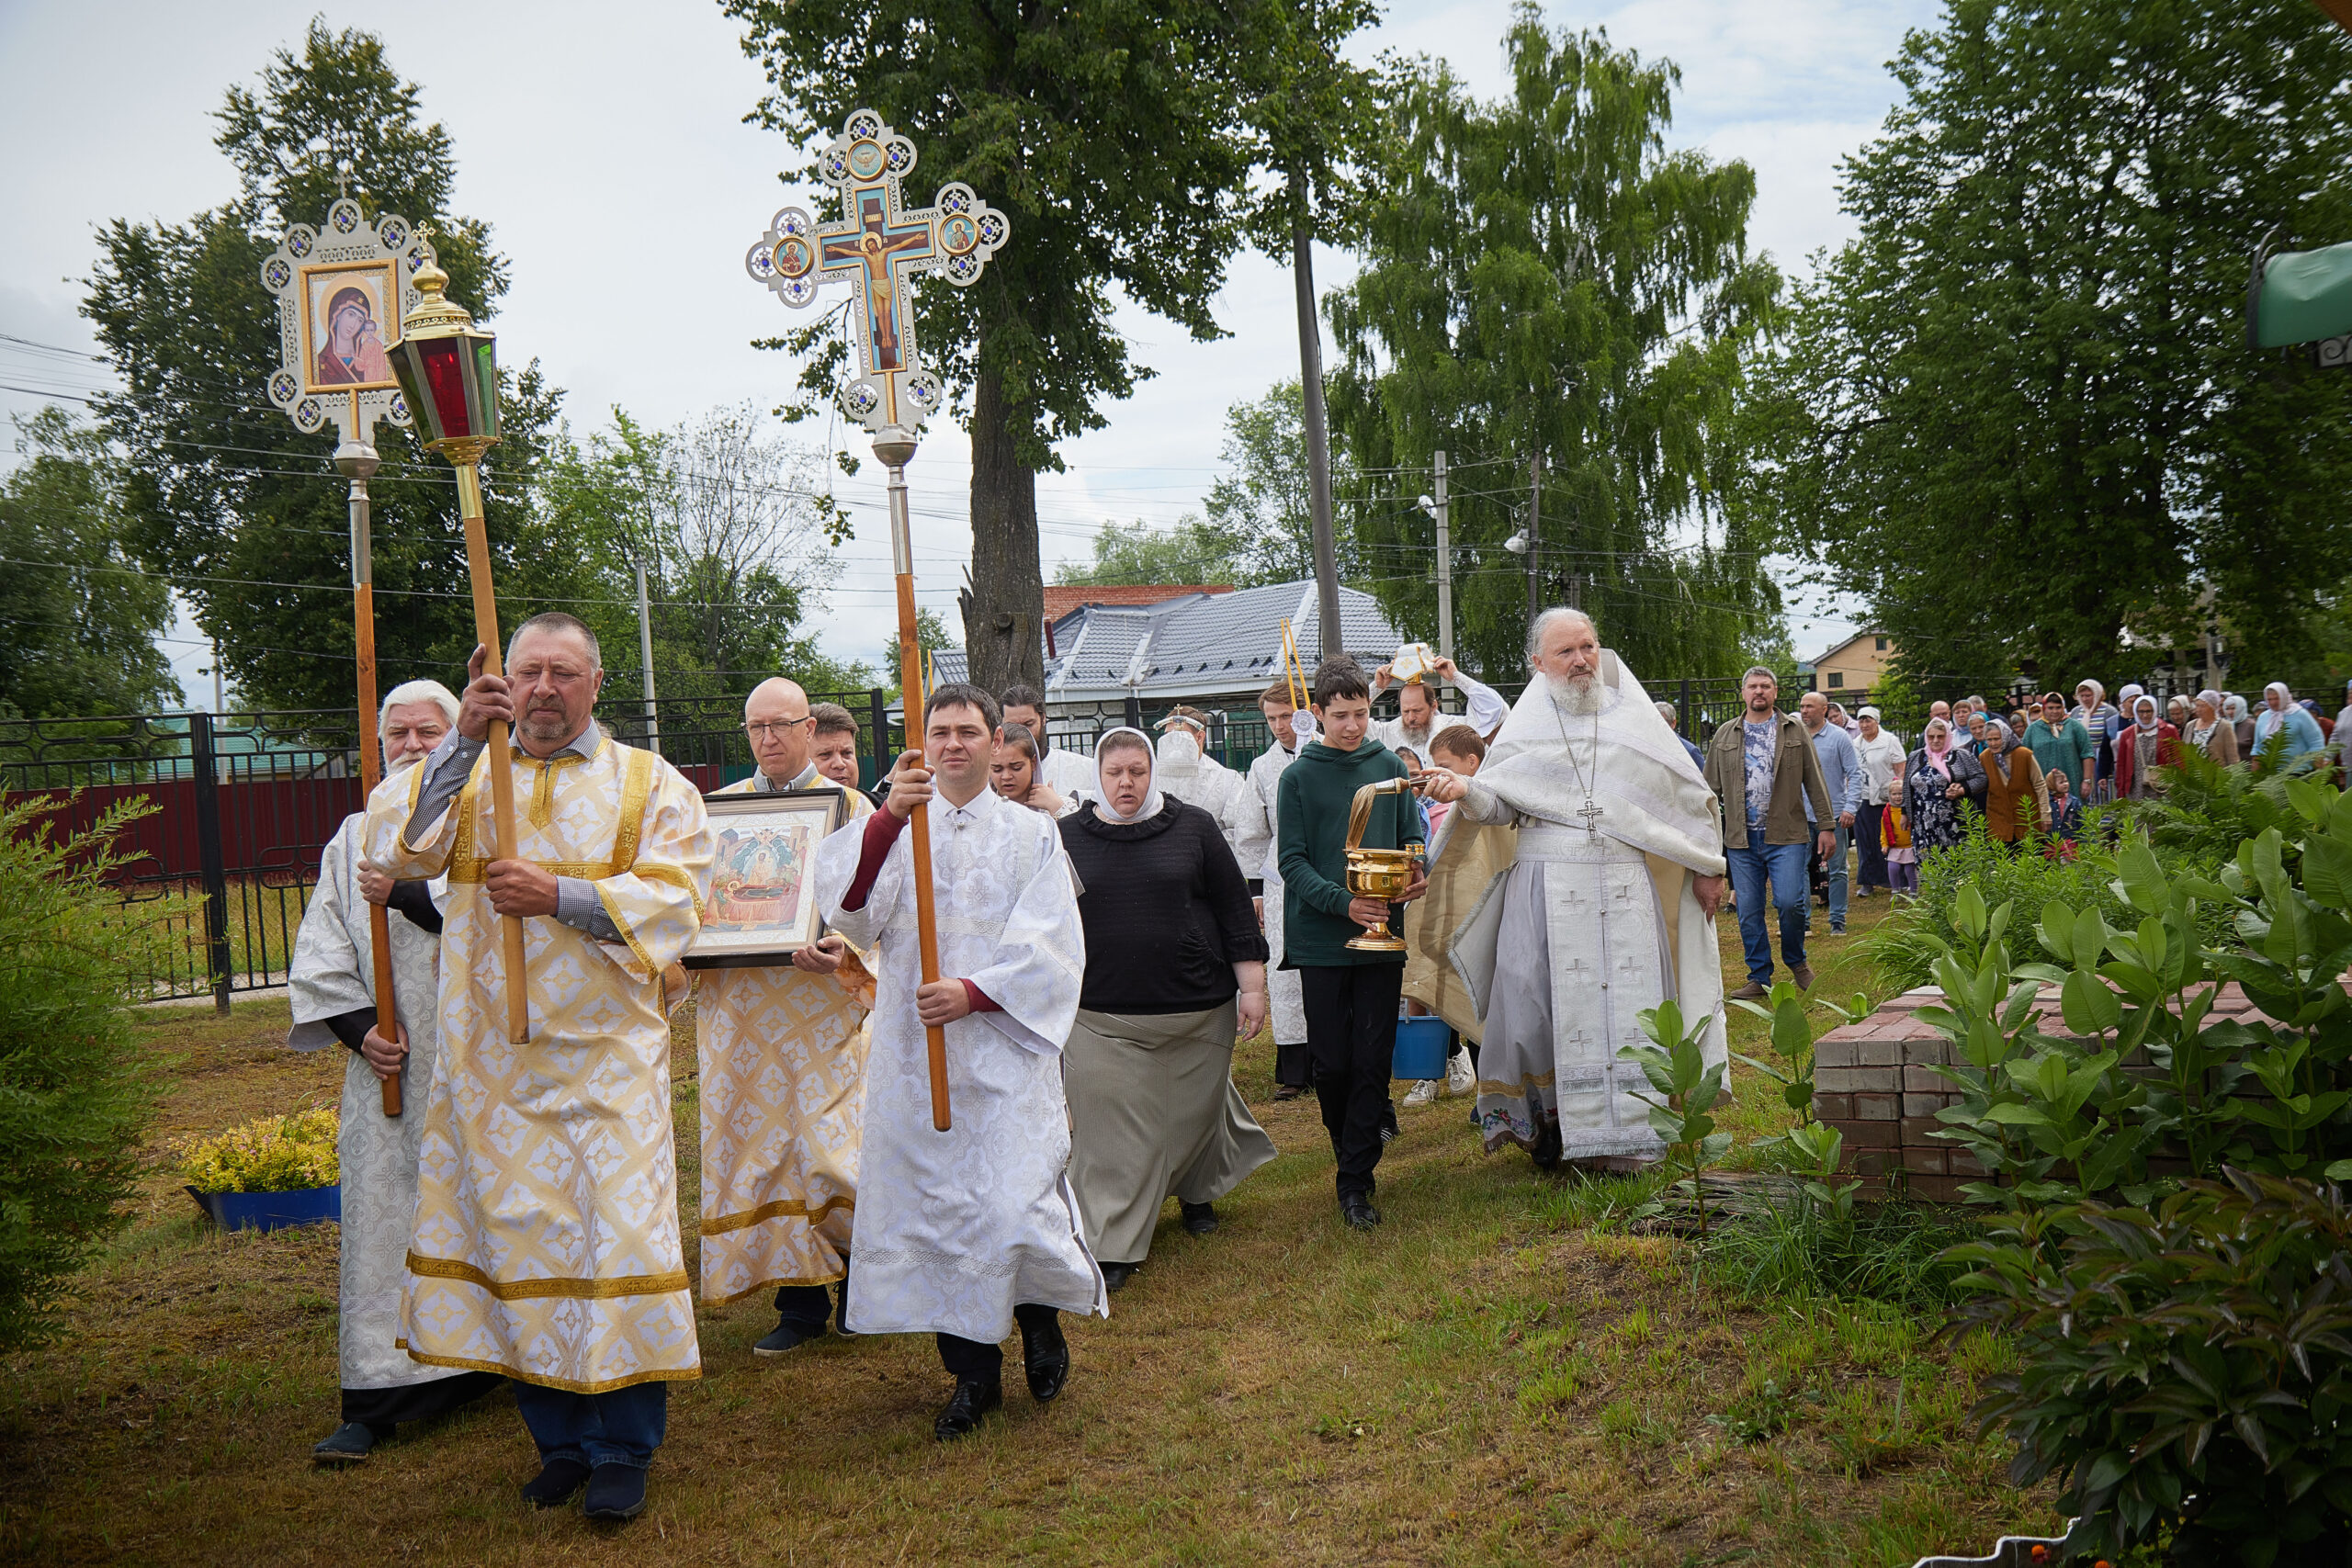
left=1710, top=1378, right=1806, bottom=1445
left=176, top=1106, right=339, bottom=1194
left=0, top=796, right=172, bottom=1350
left=1730, top=977, right=1867, bottom=1131
left=1951, top=1170, right=2352, bottom=1564
left=1785, top=1122, right=1862, bottom=1221
left=1623, top=1000, right=1731, bottom=1235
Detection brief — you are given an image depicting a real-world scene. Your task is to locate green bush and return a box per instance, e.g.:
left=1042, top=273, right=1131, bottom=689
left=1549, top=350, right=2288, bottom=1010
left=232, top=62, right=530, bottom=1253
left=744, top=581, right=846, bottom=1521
left=0, top=796, right=173, bottom=1349
left=175, top=1107, right=338, bottom=1193
left=1951, top=1169, right=2352, bottom=1564
left=1704, top=1196, right=1974, bottom=1313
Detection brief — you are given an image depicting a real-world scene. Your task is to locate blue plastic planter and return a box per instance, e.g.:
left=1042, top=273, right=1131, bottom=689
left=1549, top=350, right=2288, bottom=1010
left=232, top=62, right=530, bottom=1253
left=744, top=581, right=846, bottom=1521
left=1392, top=1016, right=1451, bottom=1080
left=186, top=1184, right=341, bottom=1234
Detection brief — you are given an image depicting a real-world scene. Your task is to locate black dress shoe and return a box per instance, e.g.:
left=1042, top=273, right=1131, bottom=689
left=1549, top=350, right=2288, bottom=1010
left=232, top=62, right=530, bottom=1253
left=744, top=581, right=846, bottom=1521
left=1530, top=1120, right=1564, bottom=1172
left=754, top=1316, right=824, bottom=1358
left=582, top=1462, right=647, bottom=1522
left=1099, top=1261, right=1138, bottom=1292
left=1340, top=1193, right=1382, bottom=1230
left=1021, top=1314, right=1069, bottom=1404
left=933, top=1375, right=1003, bottom=1441
left=311, top=1421, right=382, bottom=1463
left=520, top=1456, right=592, bottom=1507
left=1273, top=1083, right=1305, bottom=1101
left=1180, top=1200, right=1218, bottom=1235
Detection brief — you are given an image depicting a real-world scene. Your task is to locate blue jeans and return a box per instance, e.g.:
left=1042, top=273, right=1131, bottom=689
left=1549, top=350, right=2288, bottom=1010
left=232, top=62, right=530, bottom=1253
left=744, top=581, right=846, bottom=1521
left=1726, top=826, right=1810, bottom=986
left=1823, top=822, right=1849, bottom=930
left=513, top=1379, right=668, bottom=1471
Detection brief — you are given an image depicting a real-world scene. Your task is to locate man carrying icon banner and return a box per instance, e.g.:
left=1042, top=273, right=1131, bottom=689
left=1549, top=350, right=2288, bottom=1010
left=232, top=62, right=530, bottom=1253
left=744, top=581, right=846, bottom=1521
left=362, top=613, right=712, bottom=1523
left=695, top=676, right=877, bottom=1351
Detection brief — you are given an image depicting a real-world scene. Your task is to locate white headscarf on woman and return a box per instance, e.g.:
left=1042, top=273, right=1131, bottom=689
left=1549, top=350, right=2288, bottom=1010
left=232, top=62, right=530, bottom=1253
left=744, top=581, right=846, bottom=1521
left=2132, top=694, right=2162, bottom=731
left=1091, top=727, right=1164, bottom=825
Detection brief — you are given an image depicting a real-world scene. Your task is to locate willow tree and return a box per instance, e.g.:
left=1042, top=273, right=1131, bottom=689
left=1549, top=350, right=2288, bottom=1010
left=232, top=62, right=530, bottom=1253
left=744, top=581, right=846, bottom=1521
left=729, top=0, right=1259, bottom=691
left=1328, top=6, right=1784, bottom=682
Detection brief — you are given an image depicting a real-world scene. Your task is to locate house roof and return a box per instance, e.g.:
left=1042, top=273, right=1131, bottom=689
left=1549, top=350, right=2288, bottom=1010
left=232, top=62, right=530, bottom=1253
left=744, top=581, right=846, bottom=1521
left=920, top=580, right=1413, bottom=709
left=1810, top=628, right=1888, bottom=667
left=1042, top=583, right=1230, bottom=624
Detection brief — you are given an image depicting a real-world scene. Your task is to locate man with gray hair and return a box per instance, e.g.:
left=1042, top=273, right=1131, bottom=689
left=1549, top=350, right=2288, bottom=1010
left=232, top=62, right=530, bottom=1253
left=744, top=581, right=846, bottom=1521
left=1656, top=699, right=1706, bottom=771
left=289, top=678, right=505, bottom=1464
left=1416, top=608, right=1730, bottom=1172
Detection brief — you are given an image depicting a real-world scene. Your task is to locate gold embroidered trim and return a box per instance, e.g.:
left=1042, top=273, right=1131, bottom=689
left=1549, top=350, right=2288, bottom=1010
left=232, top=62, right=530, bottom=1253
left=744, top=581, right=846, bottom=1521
left=443, top=743, right=662, bottom=886
left=1476, top=1072, right=1557, bottom=1095
left=612, top=746, right=652, bottom=873
left=705, top=1269, right=847, bottom=1307
left=699, top=1195, right=854, bottom=1237
left=394, top=1340, right=701, bottom=1394
left=521, top=751, right=588, bottom=830
left=406, top=1250, right=692, bottom=1301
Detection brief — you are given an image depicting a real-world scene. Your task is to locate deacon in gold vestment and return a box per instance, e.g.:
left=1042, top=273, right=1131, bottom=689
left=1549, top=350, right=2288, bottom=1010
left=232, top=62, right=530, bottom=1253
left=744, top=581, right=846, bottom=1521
left=365, top=613, right=712, bottom=1523
left=695, top=677, right=876, bottom=1353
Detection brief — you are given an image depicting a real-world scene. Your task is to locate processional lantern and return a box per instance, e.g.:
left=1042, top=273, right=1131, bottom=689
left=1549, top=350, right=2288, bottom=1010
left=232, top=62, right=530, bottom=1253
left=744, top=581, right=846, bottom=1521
left=742, top=108, right=1011, bottom=1134
left=259, top=197, right=438, bottom=1116
left=387, top=255, right=530, bottom=1047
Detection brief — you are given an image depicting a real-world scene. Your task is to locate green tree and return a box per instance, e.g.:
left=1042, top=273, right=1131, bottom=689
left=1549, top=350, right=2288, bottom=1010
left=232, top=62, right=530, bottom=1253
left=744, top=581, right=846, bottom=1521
left=0, top=799, right=172, bottom=1350
left=1328, top=7, right=1786, bottom=683
left=1203, top=380, right=1367, bottom=587
left=727, top=0, right=1260, bottom=692
left=0, top=412, right=180, bottom=719
left=884, top=606, right=960, bottom=702
left=1056, top=515, right=1250, bottom=589
left=1752, top=0, right=2352, bottom=698
left=83, top=22, right=594, bottom=716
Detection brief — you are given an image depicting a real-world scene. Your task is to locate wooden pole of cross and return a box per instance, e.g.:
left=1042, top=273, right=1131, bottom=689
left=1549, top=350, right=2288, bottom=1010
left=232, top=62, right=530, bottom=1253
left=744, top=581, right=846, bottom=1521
left=745, top=109, right=1011, bottom=1133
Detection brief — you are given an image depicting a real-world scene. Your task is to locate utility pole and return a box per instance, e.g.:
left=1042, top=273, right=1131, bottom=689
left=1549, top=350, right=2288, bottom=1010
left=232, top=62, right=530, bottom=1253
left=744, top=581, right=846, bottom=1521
left=1432, top=449, right=1453, bottom=661
left=1527, top=450, right=1543, bottom=621
left=1295, top=224, right=1343, bottom=660
left=209, top=636, right=223, bottom=716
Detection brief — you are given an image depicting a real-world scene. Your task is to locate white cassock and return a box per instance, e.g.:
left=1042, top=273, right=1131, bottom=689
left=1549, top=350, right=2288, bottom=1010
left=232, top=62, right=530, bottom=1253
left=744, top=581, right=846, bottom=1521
left=1421, top=654, right=1728, bottom=1161
left=816, top=786, right=1106, bottom=1343
left=1154, top=740, right=1245, bottom=861
left=287, top=812, right=472, bottom=1402
left=1372, top=670, right=1510, bottom=758
left=1224, top=739, right=1308, bottom=1048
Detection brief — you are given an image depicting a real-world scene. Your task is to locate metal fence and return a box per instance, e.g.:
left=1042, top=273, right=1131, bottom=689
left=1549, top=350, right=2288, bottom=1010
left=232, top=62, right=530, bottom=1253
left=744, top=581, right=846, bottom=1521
left=0, top=673, right=1919, bottom=1009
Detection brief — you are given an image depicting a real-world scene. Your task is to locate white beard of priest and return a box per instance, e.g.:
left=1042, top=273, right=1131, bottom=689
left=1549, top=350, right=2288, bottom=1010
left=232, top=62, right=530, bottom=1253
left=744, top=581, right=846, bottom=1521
left=1416, top=609, right=1730, bottom=1170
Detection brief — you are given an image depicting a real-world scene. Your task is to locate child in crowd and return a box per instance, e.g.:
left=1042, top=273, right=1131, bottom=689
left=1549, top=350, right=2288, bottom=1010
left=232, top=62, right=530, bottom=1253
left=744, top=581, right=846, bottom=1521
left=1883, top=756, right=1917, bottom=897
left=2046, top=768, right=2083, bottom=843
left=1422, top=725, right=1487, bottom=840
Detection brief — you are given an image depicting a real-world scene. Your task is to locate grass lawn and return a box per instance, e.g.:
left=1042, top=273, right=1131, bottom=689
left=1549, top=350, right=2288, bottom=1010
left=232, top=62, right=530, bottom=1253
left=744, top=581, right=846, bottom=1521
left=0, top=887, right=2062, bottom=1566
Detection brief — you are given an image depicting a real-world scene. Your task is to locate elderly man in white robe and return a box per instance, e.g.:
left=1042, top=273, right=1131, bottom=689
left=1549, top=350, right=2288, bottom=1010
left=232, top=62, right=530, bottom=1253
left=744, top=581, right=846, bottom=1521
left=695, top=675, right=876, bottom=1354
left=818, top=682, right=1104, bottom=1443
left=1225, top=681, right=1316, bottom=1098
left=291, top=679, right=503, bottom=1465
left=1372, top=649, right=1509, bottom=755
left=1417, top=608, right=1729, bottom=1171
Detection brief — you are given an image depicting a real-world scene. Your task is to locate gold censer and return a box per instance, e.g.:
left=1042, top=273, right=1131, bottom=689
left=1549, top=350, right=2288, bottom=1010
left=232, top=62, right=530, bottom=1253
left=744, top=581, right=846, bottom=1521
left=1342, top=777, right=1425, bottom=953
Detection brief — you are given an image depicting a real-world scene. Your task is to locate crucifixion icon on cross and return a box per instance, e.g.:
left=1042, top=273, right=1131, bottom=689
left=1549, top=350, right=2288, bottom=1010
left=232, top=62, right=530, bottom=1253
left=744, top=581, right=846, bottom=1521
left=744, top=107, right=1008, bottom=434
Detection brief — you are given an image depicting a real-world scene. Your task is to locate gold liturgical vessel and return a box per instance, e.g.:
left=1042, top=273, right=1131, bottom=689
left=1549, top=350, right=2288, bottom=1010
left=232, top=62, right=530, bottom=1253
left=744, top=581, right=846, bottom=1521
left=1343, top=777, right=1425, bottom=953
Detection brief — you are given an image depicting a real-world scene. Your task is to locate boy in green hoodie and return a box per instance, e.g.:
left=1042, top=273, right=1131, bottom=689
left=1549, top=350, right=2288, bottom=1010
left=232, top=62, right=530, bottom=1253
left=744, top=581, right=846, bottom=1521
left=1277, top=657, right=1428, bottom=1230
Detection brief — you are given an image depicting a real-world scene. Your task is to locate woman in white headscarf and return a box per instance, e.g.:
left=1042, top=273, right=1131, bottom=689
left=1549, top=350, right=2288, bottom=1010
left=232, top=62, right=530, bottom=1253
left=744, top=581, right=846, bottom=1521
left=2114, top=694, right=2178, bottom=799
left=2070, top=680, right=2119, bottom=799
left=2185, top=691, right=2238, bottom=765
left=2255, top=682, right=2327, bottom=766
left=1054, top=728, right=1276, bottom=1291
left=2222, top=694, right=2256, bottom=753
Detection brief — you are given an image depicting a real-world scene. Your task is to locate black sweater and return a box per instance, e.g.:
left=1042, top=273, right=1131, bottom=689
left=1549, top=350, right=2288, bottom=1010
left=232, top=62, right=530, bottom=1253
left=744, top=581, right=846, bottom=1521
left=1057, top=795, right=1270, bottom=1015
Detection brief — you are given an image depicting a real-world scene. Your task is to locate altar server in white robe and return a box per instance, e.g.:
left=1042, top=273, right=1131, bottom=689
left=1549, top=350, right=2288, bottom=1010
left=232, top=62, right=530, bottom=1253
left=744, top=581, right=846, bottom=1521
left=367, top=613, right=712, bottom=1524
left=818, top=682, right=1104, bottom=1442
left=1001, top=684, right=1094, bottom=814
left=1224, top=681, right=1314, bottom=1096
left=289, top=679, right=504, bottom=1465
left=1416, top=608, right=1729, bottom=1170
left=1372, top=649, right=1510, bottom=755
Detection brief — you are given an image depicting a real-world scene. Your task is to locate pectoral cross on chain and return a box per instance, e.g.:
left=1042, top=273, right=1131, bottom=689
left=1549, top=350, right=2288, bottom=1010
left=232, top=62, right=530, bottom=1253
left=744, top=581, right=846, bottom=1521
left=1575, top=797, right=1605, bottom=838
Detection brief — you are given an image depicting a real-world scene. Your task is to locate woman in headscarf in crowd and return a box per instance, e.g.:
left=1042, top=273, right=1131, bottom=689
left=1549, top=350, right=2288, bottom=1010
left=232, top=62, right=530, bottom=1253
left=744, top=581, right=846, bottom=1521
left=2071, top=680, right=2120, bottom=800
left=2165, top=694, right=2192, bottom=728
left=990, top=722, right=1065, bottom=813
left=2114, top=694, right=2179, bottom=799
left=2224, top=694, right=2256, bottom=753
left=1055, top=728, right=1275, bottom=1292
left=2304, top=699, right=2335, bottom=743
left=1904, top=716, right=1987, bottom=856
left=2255, top=682, right=2327, bottom=767
left=2184, top=692, right=2238, bottom=765
left=1978, top=718, right=2048, bottom=850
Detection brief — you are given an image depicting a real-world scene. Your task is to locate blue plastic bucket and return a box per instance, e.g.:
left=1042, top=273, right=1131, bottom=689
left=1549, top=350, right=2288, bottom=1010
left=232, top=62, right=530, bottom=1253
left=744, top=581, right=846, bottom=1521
left=1392, top=1016, right=1451, bottom=1079
left=186, top=1184, right=341, bottom=1234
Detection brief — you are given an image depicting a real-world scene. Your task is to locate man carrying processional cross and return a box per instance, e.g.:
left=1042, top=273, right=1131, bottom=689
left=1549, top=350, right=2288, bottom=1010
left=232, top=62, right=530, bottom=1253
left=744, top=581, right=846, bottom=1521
left=1415, top=608, right=1730, bottom=1171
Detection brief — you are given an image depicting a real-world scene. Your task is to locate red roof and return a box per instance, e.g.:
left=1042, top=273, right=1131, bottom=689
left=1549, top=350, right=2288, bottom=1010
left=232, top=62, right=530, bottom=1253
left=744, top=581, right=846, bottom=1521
left=1041, top=584, right=1231, bottom=624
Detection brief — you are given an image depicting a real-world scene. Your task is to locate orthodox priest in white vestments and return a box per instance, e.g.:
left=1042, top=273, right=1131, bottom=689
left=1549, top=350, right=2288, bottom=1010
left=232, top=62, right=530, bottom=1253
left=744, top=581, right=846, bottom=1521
left=1419, top=625, right=1728, bottom=1168
left=695, top=761, right=876, bottom=1333
left=364, top=617, right=713, bottom=1513
left=288, top=680, right=502, bottom=1463
left=816, top=684, right=1103, bottom=1438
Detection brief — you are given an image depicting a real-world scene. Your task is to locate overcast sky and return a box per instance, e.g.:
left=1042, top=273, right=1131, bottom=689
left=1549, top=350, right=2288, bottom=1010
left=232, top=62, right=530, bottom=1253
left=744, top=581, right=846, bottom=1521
left=0, top=0, right=1935, bottom=703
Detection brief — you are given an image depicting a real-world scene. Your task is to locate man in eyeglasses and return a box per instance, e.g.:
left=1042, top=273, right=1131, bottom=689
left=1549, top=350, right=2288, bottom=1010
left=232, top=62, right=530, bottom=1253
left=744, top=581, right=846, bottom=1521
left=695, top=676, right=877, bottom=1357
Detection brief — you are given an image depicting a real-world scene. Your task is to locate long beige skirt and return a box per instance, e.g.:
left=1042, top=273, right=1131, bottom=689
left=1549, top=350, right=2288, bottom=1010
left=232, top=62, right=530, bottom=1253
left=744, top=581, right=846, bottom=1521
left=1065, top=1001, right=1278, bottom=1266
